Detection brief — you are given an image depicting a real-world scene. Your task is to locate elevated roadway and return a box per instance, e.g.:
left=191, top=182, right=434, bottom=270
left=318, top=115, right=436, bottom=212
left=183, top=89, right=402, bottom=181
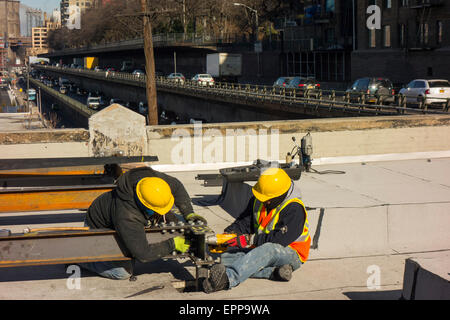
left=31, top=65, right=450, bottom=126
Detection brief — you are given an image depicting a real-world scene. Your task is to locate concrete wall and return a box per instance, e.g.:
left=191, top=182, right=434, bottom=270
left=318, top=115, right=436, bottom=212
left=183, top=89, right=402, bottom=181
left=1, top=113, right=450, bottom=166
left=146, top=115, right=450, bottom=166
left=1, top=108, right=450, bottom=170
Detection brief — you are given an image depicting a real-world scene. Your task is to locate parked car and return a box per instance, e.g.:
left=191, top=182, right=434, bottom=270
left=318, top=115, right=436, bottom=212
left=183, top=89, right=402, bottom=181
left=132, top=69, right=145, bottom=76
left=76, top=87, right=88, bottom=96
left=0, top=77, right=8, bottom=88
left=138, top=101, right=148, bottom=115
left=159, top=110, right=180, bottom=125
left=126, top=101, right=139, bottom=112
left=273, top=76, right=293, bottom=88
left=69, top=84, right=77, bottom=93
left=59, top=86, right=67, bottom=94
left=105, top=67, right=116, bottom=76
left=167, top=73, right=185, bottom=84
left=191, top=74, right=215, bottom=86
left=346, top=77, right=395, bottom=104
left=109, top=98, right=125, bottom=106
left=399, top=79, right=450, bottom=107
left=286, top=76, right=321, bottom=97
left=87, top=96, right=101, bottom=110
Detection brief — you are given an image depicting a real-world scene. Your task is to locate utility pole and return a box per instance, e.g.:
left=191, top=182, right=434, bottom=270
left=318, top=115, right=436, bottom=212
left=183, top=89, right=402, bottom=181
left=140, top=0, right=158, bottom=125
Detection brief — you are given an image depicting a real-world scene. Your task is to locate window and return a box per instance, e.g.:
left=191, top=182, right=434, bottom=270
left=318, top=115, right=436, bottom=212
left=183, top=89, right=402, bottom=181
left=419, top=23, right=429, bottom=45
left=369, top=29, right=376, bottom=48
left=429, top=81, right=450, bottom=88
left=413, top=81, right=426, bottom=88
left=383, top=25, right=391, bottom=47
left=437, top=21, right=443, bottom=45
left=384, top=0, right=392, bottom=8
left=400, top=0, right=408, bottom=7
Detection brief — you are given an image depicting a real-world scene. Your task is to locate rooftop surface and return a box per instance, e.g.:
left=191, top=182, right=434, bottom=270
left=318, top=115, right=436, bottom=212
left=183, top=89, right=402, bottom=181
left=1, top=157, right=449, bottom=300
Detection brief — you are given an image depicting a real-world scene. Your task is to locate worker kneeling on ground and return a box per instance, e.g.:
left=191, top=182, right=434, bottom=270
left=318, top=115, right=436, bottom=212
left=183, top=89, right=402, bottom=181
left=203, top=167, right=310, bottom=293
left=80, top=167, right=207, bottom=280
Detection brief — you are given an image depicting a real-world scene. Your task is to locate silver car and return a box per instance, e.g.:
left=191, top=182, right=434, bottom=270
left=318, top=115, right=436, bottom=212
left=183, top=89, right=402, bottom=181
left=87, top=96, right=101, bottom=110
left=399, top=79, right=450, bottom=107
left=192, top=73, right=215, bottom=86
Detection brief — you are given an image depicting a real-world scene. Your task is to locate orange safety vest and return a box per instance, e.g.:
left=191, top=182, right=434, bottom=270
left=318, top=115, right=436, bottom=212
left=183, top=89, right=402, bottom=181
left=253, top=183, right=311, bottom=263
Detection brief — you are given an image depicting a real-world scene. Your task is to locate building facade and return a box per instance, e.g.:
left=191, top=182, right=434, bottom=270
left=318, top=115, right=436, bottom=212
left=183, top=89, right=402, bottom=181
left=60, top=0, right=93, bottom=28
left=30, top=14, right=62, bottom=55
left=0, top=0, right=21, bottom=70
left=352, top=0, right=450, bottom=85
left=277, top=0, right=353, bottom=83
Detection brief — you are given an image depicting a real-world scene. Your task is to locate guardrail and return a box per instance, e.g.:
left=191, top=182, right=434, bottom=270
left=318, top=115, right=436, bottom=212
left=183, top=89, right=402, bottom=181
left=34, top=65, right=450, bottom=116
left=29, top=77, right=96, bottom=118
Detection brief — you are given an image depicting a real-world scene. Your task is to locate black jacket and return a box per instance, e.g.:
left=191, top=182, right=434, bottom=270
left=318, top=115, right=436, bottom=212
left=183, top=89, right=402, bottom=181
left=224, top=195, right=306, bottom=248
left=86, top=167, right=194, bottom=263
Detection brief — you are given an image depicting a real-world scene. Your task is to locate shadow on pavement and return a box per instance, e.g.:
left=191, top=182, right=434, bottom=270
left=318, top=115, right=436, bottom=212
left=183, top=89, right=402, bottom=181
left=343, top=290, right=402, bottom=300
left=0, top=259, right=195, bottom=283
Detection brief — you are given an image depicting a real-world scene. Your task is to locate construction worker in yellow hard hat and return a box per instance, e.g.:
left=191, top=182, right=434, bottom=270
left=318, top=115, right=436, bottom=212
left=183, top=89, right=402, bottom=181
left=203, top=167, right=310, bottom=293
left=80, top=167, right=207, bottom=280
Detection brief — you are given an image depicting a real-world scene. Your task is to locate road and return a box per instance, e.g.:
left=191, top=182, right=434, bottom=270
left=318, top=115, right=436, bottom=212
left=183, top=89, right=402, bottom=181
left=0, top=88, right=11, bottom=108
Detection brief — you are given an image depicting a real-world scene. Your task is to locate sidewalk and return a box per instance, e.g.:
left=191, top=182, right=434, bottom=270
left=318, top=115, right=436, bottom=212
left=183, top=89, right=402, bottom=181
left=0, top=157, right=449, bottom=299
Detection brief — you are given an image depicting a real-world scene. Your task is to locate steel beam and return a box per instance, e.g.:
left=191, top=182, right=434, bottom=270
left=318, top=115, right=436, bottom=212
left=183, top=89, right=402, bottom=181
left=0, top=223, right=214, bottom=268
left=0, top=185, right=114, bottom=212
left=0, top=156, right=158, bottom=171
left=0, top=174, right=115, bottom=188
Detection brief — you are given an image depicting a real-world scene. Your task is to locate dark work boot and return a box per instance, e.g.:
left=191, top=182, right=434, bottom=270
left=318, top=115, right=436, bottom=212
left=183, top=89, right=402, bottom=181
left=203, top=264, right=229, bottom=293
left=271, top=264, right=293, bottom=282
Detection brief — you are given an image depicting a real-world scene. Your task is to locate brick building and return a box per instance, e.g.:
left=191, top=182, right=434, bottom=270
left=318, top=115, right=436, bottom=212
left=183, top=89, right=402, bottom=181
left=0, top=0, right=20, bottom=70
left=351, top=0, right=450, bottom=85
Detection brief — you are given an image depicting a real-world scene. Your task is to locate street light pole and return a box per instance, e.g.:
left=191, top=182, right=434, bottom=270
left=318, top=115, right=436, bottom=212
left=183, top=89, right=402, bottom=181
left=234, top=3, right=260, bottom=77
left=233, top=3, right=258, bottom=41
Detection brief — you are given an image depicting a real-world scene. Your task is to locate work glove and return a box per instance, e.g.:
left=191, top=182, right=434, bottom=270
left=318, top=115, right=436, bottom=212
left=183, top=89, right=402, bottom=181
left=225, top=234, right=249, bottom=249
left=185, top=213, right=208, bottom=225
left=173, top=236, right=190, bottom=253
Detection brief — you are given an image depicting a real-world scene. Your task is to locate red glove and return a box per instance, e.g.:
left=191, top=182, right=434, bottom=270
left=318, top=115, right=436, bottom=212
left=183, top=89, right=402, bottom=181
left=225, top=234, right=249, bottom=248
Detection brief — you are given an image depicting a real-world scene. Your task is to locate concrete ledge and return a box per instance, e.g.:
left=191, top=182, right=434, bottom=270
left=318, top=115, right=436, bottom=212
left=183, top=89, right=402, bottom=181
left=148, top=115, right=450, bottom=137
left=402, top=254, right=450, bottom=300
left=0, top=129, right=89, bottom=144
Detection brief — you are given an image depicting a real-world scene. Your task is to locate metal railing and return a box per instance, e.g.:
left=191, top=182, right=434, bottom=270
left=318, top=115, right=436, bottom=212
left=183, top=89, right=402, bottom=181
left=29, top=77, right=96, bottom=118
left=34, top=65, right=450, bottom=116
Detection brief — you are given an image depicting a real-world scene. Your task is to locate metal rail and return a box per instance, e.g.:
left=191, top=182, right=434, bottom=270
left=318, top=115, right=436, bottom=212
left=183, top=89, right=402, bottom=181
left=0, top=222, right=215, bottom=289
left=34, top=65, right=450, bottom=117
left=0, top=156, right=158, bottom=171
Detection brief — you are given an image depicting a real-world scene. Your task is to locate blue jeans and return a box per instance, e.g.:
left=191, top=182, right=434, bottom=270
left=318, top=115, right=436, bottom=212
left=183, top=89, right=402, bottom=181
left=221, top=242, right=302, bottom=288
left=78, top=260, right=133, bottom=280
left=80, top=220, right=132, bottom=280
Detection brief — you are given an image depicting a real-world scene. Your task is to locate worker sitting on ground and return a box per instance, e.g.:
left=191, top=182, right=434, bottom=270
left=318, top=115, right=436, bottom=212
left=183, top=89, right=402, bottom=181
left=80, top=166, right=207, bottom=280
left=203, top=167, right=310, bottom=293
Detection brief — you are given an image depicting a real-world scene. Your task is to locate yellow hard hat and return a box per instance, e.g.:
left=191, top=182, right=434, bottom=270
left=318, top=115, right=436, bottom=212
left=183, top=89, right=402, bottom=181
left=135, top=177, right=174, bottom=215
left=252, top=168, right=292, bottom=202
